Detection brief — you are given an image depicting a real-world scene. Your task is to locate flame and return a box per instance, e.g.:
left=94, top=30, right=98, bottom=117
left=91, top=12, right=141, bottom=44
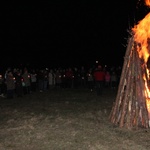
left=132, top=13, right=150, bottom=62
left=145, top=0, right=150, bottom=6
left=132, top=0, right=150, bottom=118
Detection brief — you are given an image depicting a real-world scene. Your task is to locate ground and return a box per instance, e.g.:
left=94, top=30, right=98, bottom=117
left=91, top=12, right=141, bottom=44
left=0, top=87, right=150, bottom=150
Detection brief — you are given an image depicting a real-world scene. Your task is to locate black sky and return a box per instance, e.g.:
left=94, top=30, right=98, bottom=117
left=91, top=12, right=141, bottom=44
left=1, top=0, right=149, bottom=69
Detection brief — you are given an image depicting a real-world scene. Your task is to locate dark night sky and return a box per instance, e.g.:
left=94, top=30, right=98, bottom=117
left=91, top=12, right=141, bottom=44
left=1, top=0, right=149, bottom=69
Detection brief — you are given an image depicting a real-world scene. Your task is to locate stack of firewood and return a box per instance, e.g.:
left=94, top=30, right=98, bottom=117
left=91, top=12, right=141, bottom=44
left=109, top=36, right=150, bottom=129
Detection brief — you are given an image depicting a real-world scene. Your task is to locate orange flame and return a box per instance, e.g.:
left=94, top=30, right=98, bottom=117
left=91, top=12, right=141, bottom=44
left=132, top=13, right=150, bottom=62
left=132, top=0, right=150, bottom=119
left=145, top=0, right=150, bottom=6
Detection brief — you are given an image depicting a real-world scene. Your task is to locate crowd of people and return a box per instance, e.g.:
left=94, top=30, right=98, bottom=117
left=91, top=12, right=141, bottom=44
left=0, top=64, right=122, bottom=99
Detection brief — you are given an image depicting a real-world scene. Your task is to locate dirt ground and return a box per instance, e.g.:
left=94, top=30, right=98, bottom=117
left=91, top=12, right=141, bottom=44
left=0, top=87, right=150, bottom=150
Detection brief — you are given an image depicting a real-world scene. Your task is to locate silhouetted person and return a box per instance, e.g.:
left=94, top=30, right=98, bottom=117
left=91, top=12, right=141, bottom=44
left=93, top=65, right=105, bottom=95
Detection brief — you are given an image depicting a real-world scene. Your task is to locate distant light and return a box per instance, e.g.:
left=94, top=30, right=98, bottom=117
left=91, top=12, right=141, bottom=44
left=96, top=60, right=98, bottom=64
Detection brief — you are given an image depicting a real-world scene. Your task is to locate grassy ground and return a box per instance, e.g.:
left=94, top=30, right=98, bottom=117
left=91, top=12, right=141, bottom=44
left=0, top=87, right=150, bottom=150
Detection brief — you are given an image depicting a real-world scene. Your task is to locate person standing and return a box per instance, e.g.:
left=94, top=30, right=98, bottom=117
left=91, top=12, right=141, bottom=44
left=86, top=68, right=94, bottom=91
left=22, top=68, right=31, bottom=94
left=0, top=73, right=6, bottom=98
left=37, top=69, right=45, bottom=92
left=5, top=71, right=16, bottom=99
left=48, top=69, right=55, bottom=89
left=93, top=65, right=105, bottom=95
left=15, top=70, right=24, bottom=97
left=30, top=69, right=37, bottom=92
left=43, top=69, right=49, bottom=91
left=105, top=71, right=111, bottom=88
left=111, top=71, right=117, bottom=89
left=79, top=66, right=86, bottom=88
left=65, top=67, right=73, bottom=88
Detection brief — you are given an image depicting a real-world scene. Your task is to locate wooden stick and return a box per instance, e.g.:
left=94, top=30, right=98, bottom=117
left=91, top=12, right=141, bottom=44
left=109, top=37, right=134, bottom=123
left=136, top=47, right=149, bottom=128
left=119, top=48, right=133, bottom=128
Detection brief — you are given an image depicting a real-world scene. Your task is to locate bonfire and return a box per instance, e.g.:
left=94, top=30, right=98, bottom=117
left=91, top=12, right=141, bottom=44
left=109, top=0, right=150, bottom=129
